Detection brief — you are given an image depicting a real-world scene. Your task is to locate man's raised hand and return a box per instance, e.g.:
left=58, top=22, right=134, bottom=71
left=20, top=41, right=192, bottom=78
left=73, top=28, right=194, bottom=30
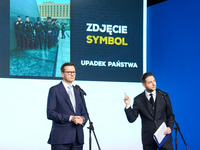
left=124, top=92, right=131, bottom=108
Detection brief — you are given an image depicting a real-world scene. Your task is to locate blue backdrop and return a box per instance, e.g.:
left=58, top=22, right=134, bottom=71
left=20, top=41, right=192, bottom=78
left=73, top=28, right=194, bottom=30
left=147, top=0, right=200, bottom=149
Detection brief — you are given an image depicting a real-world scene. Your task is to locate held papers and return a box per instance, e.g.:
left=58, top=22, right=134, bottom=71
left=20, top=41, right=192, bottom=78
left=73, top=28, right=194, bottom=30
left=153, top=122, right=170, bottom=148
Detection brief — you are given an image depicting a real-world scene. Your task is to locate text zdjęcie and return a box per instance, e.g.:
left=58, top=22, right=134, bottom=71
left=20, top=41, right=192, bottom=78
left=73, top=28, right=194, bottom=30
left=86, top=23, right=128, bottom=46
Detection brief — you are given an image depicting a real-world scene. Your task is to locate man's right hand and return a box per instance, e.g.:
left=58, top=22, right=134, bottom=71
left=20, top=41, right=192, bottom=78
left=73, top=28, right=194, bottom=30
left=124, top=92, right=131, bottom=108
left=71, top=116, right=84, bottom=125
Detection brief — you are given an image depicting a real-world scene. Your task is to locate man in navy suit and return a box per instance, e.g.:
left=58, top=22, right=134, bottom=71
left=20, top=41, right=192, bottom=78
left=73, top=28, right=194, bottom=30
left=47, top=62, right=88, bottom=150
left=124, top=72, right=174, bottom=150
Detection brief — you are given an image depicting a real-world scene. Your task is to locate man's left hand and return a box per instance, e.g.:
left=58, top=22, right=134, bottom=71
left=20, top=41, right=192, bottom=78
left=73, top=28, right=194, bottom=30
left=164, top=127, right=172, bottom=135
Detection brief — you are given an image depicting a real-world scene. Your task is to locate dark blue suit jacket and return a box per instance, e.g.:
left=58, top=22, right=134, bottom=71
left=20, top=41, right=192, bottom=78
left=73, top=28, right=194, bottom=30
left=47, top=82, right=88, bottom=145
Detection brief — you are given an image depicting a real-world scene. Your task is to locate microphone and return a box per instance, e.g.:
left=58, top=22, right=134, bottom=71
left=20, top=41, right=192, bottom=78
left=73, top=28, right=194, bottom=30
left=156, top=89, right=168, bottom=97
left=157, top=89, right=175, bottom=118
left=75, top=85, right=87, bottom=96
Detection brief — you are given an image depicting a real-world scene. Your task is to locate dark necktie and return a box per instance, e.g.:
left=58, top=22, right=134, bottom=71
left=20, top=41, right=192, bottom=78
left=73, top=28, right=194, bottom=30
left=150, top=94, right=154, bottom=106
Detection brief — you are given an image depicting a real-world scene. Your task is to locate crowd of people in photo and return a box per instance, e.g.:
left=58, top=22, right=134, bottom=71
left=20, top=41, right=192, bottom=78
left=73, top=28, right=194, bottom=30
left=15, top=16, right=68, bottom=51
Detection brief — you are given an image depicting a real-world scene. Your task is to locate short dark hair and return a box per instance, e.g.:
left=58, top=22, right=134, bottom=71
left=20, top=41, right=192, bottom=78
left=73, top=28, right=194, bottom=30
left=61, top=62, right=75, bottom=73
left=141, top=72, right=154, bottom=83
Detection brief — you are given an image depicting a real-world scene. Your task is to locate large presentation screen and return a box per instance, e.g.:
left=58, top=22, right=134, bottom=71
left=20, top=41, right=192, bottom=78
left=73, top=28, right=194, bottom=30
left=0, top=0, right=145, bottom=82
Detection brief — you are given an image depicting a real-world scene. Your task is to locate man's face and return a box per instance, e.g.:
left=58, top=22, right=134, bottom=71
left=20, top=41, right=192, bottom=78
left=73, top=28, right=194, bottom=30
left=48, top=19, right=51, bottom=22
left=18, top=17, right=21, bottom=21
left=61, top=66, right=76, bottom=84
left=142, top=76, right=156, bottom=93
left=26, top=18, right=29, bottom=21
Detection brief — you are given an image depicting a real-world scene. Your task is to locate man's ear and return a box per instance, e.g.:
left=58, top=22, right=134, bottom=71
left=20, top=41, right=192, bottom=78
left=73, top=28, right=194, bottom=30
left=142, top=82, right=146, bottom=88
left=61, top=72, right=64, bottom=78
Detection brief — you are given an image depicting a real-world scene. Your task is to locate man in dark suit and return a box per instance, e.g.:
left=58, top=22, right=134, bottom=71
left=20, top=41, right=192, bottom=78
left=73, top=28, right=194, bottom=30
left=47, top=62, right=88, bottom=150
left=124, top=72, right=174, bottom=150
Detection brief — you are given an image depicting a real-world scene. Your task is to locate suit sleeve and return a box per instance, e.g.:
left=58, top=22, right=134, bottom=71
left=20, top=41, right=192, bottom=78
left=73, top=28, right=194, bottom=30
left=47, top=87, right=70, bottom=123
left=124, top=98, right=139, bottom=123
left=165, top=95, right=175, bottom=130
left=80, top=93, right=88, bottom=126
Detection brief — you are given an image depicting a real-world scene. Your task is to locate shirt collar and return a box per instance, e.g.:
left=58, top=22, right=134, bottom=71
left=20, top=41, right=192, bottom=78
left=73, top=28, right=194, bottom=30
left=145, top=90, right=156, bottom=98
left=62, top=80, right=73, bottom=89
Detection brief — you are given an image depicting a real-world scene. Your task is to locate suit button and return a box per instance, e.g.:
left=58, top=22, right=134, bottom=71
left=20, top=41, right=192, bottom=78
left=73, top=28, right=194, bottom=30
left=154, top=121, right=156, bottom=123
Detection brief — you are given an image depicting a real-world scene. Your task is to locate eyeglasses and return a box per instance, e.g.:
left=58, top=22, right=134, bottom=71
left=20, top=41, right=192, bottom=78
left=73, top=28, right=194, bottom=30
left=64, top=71, right=76, bottom=75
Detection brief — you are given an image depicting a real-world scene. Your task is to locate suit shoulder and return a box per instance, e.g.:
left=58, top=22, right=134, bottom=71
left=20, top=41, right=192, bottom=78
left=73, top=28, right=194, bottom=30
left=49, top=84, right=57, bottom=89
left=134, top=92, right=145, bottom=100
left=156, top=90, right=169, bottom=97
left=49, top=82, right=62, bottom=90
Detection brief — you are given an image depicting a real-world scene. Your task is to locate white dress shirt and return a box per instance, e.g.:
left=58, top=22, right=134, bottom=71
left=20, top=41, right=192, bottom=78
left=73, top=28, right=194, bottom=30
left=145, top=90, right=156, bottom=102
left=62, top=80, right=76, bottom=103
left=62, top=81, right=76, bottom=121
left=61, top=81, right=85, bottom=124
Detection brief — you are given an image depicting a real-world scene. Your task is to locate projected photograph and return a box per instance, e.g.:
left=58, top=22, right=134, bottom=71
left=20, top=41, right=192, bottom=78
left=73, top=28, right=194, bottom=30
left=10, top=0, right=70, bottom=77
